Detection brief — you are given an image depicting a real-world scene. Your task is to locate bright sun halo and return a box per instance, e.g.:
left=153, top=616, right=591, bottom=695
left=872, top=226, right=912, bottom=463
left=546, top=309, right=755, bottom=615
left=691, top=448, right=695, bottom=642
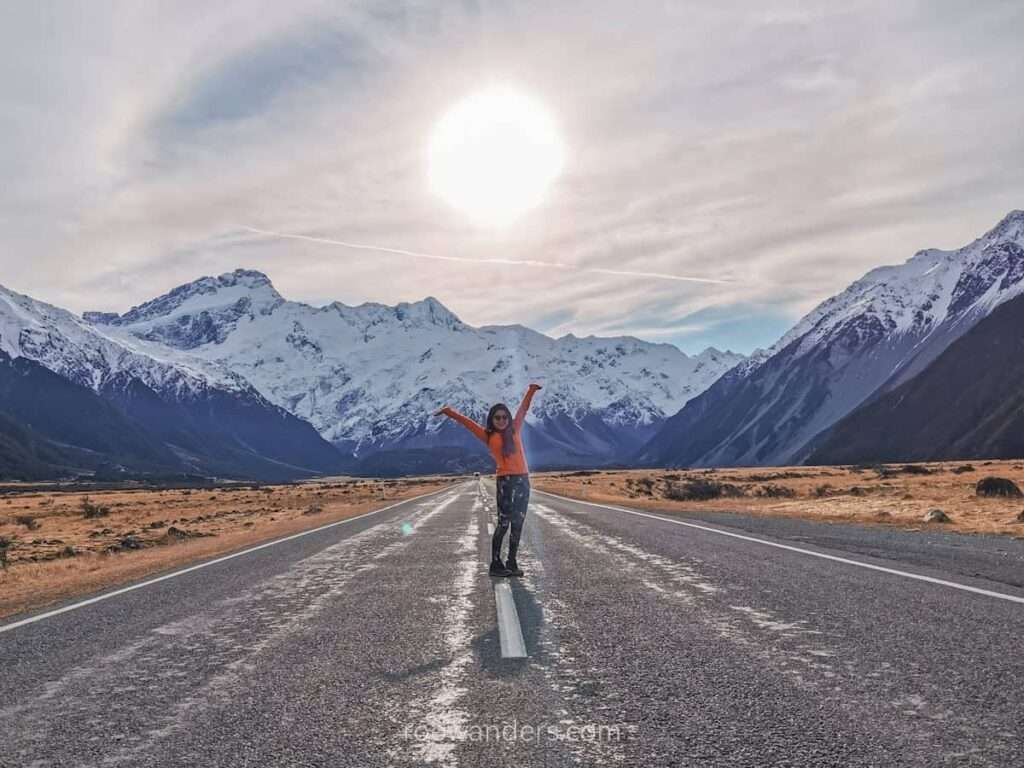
left=429, top=86, right=564, bottom=227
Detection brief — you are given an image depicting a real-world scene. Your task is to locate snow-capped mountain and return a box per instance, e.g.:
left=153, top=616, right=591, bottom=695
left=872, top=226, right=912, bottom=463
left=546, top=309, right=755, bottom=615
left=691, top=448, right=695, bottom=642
left=808, top=291, right=1024, bottom=464
left=0, top=281, right=348, bottom=480
left=639, top=209, right=1024, bottom=468
left=766, top=208, right=1024, bottom=381
left=1, top=281, right=245, bottom=395
left=88, top=269, right=744, bottom=470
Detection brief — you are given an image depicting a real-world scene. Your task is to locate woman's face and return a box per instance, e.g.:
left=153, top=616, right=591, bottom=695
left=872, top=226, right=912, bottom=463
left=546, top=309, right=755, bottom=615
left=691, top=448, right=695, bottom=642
left=492, top=410, right=511, bottom=429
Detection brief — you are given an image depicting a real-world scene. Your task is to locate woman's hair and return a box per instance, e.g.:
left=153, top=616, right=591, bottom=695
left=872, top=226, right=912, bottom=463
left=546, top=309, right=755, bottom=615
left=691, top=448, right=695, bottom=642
left=485, top=402, right=516, bottom=457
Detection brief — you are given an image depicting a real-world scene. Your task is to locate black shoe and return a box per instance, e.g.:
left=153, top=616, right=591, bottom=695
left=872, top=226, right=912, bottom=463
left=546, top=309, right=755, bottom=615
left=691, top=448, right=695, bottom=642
left=505, top=559, right=524, bottom=577
left=489, top=558, right=512, bottom=577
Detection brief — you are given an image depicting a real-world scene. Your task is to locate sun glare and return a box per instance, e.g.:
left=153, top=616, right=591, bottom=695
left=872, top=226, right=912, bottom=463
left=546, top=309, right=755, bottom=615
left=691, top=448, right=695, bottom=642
left=428, top=86, right=564, bottom=227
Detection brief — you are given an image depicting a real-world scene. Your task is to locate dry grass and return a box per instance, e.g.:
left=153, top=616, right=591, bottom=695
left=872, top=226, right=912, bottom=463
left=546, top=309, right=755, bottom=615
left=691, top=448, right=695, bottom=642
left=532, top=461, right=1024, bottom=538
left=0, top=476, right=459, bottom=619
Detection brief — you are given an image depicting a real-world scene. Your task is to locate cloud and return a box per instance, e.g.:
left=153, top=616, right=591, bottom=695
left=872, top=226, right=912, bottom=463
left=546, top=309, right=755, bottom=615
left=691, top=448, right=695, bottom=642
left=1, top=0, right=1022, bottom=355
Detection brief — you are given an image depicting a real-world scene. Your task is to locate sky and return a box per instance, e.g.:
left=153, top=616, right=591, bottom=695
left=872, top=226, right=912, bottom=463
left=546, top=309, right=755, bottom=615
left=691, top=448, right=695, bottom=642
left=2, top=1, right=1022, bottom=356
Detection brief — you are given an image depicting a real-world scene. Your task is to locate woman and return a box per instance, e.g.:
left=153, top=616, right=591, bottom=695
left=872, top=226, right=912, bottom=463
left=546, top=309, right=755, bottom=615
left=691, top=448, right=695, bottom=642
left=434, top=383, right=541, bottom=577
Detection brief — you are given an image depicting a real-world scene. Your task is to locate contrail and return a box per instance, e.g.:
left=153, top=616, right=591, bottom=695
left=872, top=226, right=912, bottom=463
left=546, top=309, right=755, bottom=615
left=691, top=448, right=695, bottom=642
left=238, top=225, right=733, bottom=285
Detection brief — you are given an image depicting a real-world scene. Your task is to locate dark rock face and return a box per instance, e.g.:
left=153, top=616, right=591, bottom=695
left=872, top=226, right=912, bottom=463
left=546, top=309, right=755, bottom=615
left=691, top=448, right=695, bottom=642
left=949, top=242, right=1024, bottom=315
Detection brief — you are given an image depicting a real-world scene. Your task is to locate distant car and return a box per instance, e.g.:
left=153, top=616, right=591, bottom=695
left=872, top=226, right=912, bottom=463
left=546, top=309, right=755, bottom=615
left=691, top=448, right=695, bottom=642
left=473, top=472, right=480, bottom=477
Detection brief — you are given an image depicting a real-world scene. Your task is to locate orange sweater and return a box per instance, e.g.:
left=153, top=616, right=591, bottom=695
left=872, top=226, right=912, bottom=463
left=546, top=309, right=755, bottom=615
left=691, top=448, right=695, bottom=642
left=442, top=387, right=538, bottom=476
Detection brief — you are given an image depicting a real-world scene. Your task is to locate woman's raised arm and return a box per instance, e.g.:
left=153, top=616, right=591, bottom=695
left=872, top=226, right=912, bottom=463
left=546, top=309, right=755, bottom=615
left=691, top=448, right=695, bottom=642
left=435, top=406, right=488, bottom=443
left=514, top=384, right=542, bottom=431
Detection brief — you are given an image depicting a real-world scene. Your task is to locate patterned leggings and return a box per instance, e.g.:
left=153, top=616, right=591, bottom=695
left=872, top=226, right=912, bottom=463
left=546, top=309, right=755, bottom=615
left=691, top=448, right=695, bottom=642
left=493, top=474, right=530, bottom=563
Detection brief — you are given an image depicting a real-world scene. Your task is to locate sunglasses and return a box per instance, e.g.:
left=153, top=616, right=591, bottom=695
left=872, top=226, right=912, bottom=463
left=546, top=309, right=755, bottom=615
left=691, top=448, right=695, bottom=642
left=493, top=413, right=510, bottom=422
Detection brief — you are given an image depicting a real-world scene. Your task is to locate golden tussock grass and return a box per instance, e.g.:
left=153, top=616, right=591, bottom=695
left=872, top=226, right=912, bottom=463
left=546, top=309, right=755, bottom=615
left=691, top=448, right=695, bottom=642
left=0, top=476, right=458, bottom=620
left=532, top=460, right=1024, bottom=538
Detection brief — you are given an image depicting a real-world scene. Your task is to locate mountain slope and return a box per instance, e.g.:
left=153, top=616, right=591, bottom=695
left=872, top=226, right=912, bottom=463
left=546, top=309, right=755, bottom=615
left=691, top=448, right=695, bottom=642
left=90, top=269, right=744, bottom=471
left=807, top=292, right=1024, bottom=464
left=639, top=210, right=1024, bottom=468
left=0, top=351, right=184, bottom=479
left=0, top=281, right=349, bottom=481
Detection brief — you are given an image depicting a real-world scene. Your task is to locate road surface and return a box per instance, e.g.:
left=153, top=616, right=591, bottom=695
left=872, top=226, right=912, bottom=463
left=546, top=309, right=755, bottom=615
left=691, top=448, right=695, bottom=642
left=2, top=480, right=1023, bottom=767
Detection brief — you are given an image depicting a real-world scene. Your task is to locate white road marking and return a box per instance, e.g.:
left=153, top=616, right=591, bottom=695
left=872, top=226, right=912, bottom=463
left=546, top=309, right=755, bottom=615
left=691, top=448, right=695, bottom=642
left=535, top=490, right=1024, bottom=607
left=494, top=581, right=527, bottom=658
left=0, top=485, right=463, bottom=635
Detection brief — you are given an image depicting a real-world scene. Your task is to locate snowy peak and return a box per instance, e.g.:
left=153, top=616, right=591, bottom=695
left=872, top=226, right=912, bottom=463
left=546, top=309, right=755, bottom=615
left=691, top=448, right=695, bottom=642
left=87, top=268, right=285, bottom=350
left=88, top=268, right=282, bottom=326
left=764, top=209, right=1024, bottom=362
left=322, top=296, right=462, bottom=332
left=0, top=279, right=242, bottom=395
left=981, top=209, right=1024, bottom=243
left=393, top=296, right=462, bottom=329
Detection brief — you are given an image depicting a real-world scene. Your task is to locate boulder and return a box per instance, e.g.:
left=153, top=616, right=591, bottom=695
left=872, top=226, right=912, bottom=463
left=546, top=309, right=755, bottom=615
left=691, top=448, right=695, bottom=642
left=924, top=509, right=951, bottom=523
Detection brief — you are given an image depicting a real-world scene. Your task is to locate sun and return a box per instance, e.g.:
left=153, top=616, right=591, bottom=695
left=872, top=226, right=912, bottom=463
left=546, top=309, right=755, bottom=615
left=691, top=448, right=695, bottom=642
left=428, top=86, right=564, bottom=227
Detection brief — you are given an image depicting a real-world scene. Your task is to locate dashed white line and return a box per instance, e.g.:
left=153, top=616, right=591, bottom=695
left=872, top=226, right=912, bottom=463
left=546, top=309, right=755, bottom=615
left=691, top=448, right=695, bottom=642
left=494, top=581, right=527, bottom=658
left=535, top=490, right=1024, bottom=607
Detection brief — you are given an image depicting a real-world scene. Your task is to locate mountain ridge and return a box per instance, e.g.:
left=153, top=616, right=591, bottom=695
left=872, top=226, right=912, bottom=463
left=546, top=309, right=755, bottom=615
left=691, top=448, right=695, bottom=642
left=639, top=209, right=1024, bottom=468
left=87, top=270, right=744, bottom=471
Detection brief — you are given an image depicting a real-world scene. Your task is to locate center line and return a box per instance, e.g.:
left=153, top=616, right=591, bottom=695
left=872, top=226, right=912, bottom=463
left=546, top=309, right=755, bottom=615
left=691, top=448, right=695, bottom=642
left=494, top=581, right=527, bottom=658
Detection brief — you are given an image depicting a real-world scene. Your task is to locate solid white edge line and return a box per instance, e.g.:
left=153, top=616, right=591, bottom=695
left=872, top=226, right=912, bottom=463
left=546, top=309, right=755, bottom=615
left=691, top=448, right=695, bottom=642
left=494, top=580, right=527, bottom=658
left=535, top=489, right=1024, bottom=607
left=0, top=483, right=466, bottom=636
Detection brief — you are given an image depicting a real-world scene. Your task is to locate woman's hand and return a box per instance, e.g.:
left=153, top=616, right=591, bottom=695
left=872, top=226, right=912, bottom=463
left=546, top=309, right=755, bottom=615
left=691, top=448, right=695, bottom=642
left=528, top=383, right=542, bottom=391
left=433, top=406, right=448, bottom=417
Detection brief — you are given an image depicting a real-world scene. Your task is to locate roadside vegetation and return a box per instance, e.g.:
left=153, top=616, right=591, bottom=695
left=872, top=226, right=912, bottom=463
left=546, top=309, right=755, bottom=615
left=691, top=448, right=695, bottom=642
left=532, top=461, right=1024, bottom=538
left=0, top=475, right=459, bottom=619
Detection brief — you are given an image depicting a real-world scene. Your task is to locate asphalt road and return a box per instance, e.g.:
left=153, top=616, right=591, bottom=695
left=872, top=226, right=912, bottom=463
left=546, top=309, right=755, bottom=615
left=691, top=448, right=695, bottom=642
left=2, top=480, right=1023, bottom=767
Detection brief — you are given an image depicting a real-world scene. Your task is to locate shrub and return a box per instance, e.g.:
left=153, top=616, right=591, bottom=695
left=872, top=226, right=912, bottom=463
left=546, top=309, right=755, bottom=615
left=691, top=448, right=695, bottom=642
left=899, top=464, right=933, bottom=475
left=814, top=484, right=834, bottom=498
left=952, top=464, right=976, bottom=474
left=755, top=484, right=797, bottom=498
left=625, top=477, right=655, bottom=496
left=304, top=502, right=324, bottom=516
left=975, top=477, right=1023, bottom=498
left=80, top=497, right=111, bottom=518
left=664, top=479, right=743, bottom=501
left=852, top=463, right=883, bottom=473
left=15, top=515, right=40, bottom=530
left=0, top=536, right=10, bottom=569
